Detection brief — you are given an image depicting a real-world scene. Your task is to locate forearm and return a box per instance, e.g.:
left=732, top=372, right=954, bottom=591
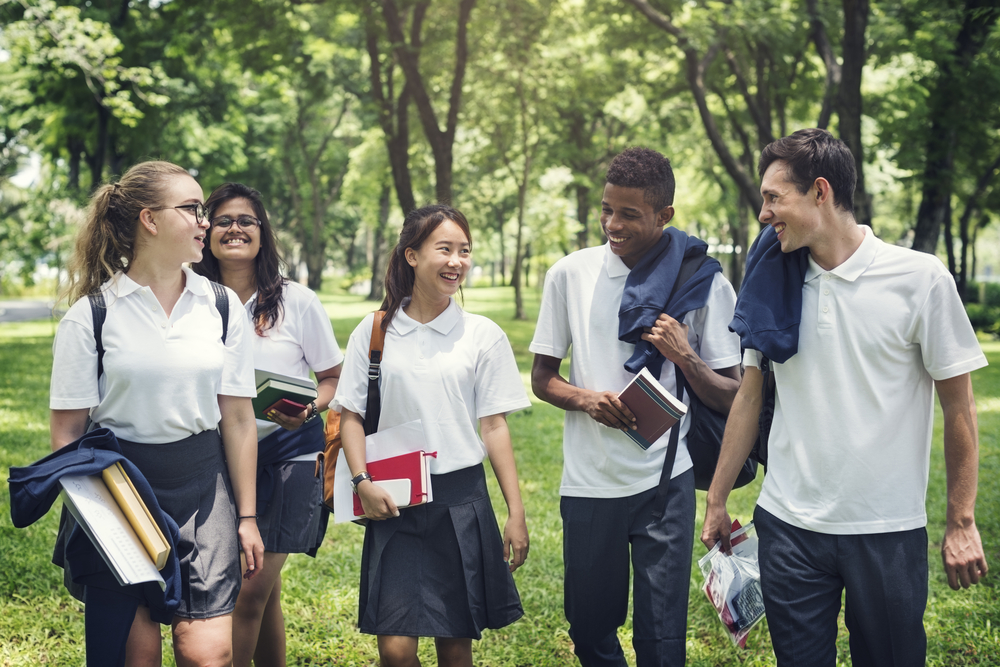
left=314, top=365, right=341, bottom=413
left=50, top=408, right=92, bottom=450
left=219, top=395, right=259, bottom=516
left=480, top=414, right=525, bottom=518
left=531, top=362, right=590, bottom=413
left=706, top=367, right=763, bottom=507
left=340, top=409, right=368, bottom=477
left=674, top=353, right=740, bottom=413
left=939, top=375, right=980, bottom=528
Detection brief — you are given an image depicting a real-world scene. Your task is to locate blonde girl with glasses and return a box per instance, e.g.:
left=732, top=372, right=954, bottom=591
left=49, top=160, right=263, bottom=666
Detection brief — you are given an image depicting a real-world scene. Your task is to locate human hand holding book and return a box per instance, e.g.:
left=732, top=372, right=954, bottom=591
left=617, top=367, right=688, bottom=450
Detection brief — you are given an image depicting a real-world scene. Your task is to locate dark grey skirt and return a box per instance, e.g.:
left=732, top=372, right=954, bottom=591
left=358, top=463, right=523, bottom=639
left=257, top=458, right=326, bottom=554
left=117, top=430, right=241, bottom=619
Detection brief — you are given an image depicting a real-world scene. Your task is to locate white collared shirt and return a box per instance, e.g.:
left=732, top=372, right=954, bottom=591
left=244, top=281, right=344, bottom=440
left=530, top=243, right=741, bottom=498
left=747, top=226, right=987, bottom=534
left=50, top=268, right=256, bottom=443
left=333, top=298, right=531, bottom=475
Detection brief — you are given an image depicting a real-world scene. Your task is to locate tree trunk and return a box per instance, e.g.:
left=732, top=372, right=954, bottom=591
left=576, top=184, right=591, bottom=250
left=368, top=183, right=391, bottom=302
left=837, top=0, right=872, bottom=228
left=382, top=0, right=476, bottom=205
left=911, top=0, right=1000, bottom=254
left=512, top=179, right=527, bottom=320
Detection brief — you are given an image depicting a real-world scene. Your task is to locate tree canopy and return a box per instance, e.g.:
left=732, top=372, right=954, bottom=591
left=2, top=0, right=998, bottom=303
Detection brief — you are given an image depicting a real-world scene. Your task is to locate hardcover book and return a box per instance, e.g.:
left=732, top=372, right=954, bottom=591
left=253, top=369, right=318, bottom=421
left=617, top=367, right=688, bottom=450
left=59, top=474, right=166, bottom=588
left=352, top=450, right=437, bottom=518
left=101, top=462, right=171, bottom=569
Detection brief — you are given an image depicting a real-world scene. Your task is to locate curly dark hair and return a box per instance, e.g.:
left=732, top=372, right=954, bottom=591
left=758, top=128, right=856, bottom=213
left=192, top=182, right=287, bottom=336
left=380, top=204, right=472, bottom=330
left=604, top=147, right=676, bottom=212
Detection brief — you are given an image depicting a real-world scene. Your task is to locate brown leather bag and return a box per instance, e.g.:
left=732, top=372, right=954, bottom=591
left=319, top=312, right=385, bottom=511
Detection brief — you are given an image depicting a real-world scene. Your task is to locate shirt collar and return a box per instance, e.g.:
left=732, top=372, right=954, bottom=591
left=103, top=266, right=211, bottom=302
left=389, top=297, right=462, bottom=336
left=805, top=225, right=877, bottom=283
left=604, top=242, right=631, bottom=278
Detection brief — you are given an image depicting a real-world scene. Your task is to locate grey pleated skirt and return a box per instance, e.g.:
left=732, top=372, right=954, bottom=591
left=118, top=430, right=241, bottom=619
left=358, top=463, right=523, bottom=639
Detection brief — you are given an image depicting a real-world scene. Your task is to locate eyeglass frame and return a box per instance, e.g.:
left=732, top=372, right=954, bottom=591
left=210, top=215, right=262, bottom=231
left=149, top=203, right=207, bottom=224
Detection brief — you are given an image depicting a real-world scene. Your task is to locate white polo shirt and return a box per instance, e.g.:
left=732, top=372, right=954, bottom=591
left=747, top=226, right=987, bottom=534
left=246, top=281, right=344, bottom=440
left=50, top=268, right=256, bottom=444
left=333, top=298, right=531, bottom=475
left=530, top=243, right=742, bottom=498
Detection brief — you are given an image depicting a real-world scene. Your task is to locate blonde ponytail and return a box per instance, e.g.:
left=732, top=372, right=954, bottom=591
left=62, top=161, right=190, bottom=303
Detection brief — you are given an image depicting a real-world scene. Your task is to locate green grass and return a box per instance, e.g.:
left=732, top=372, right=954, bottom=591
left=2, top=287, right=999, bottom=665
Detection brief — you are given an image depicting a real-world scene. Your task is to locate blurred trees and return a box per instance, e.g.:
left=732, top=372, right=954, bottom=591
left=1, top=0, right=998, bottom=300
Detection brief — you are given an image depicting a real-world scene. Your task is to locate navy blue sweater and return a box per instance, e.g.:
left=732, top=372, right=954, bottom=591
left=729, top=225, right=809, bottom=364
left=619, top=227, right=723, bottom=376
left=8, top=428, right=182, bottom=623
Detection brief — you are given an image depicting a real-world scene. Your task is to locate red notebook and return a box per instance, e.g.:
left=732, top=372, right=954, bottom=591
left=352, top=450, right=437, bottom=517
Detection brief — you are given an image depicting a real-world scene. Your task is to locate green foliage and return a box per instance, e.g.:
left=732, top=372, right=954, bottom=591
left=3, top=290, right=1000, bottom=665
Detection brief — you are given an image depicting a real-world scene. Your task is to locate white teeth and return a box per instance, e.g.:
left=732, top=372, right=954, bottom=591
left=609, top=235, right=626, bottom=243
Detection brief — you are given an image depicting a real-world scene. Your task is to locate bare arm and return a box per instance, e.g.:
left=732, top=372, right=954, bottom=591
left=218, top=394, right=264, bottom=579
left=701, top=366, right=763, bottom=554
left=50, top=408, right=92, bottom=451
left=481, top=413, right=528, bottom=572
left=341, top=409, right=398, bottom=520
left=936, top=373, right=988, bottom=590
left=530, top=354, right=636, bottom=430
left=266, top=363, right=342, bottom=431
left=641, top=313, right=740, bottom=413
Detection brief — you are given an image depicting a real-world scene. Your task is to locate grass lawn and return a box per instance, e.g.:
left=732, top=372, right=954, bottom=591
left=1, top=285, right=998, bottom=665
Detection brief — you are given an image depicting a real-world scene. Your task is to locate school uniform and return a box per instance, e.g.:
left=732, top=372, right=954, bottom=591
left=333, top=298, right=531, bottom=638
left=244, top=281, right=343, bottom=554
left=50, top=268, right=256, bottom=618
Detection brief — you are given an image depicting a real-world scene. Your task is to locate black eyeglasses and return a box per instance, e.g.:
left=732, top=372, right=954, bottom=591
left=211, top=215, right=261, bottom=230
left=151, top=203, right=207, bottom=223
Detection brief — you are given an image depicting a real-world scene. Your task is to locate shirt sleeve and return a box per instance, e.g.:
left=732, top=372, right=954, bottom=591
left=49, top=303, right=100, bottom=410
left=684, top=273, right=742, bottom=370
left=475, top=326, right=531, bottom=418
left=298, top=288, right=345, bottom=372
left=529, top=263, right=572, bottom=359
left=220, top=287, right=256, bottom=397
left=914, top=272, right=988, bottom=381
left=332, top=314, right=375, bottom=416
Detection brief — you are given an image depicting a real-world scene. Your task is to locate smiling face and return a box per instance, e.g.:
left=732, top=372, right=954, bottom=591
left=149, top=174, right=208, bottom=265
left=758, top=161, right=822, bottom=253
left=405, top=219, right=471, bottom=302
left=209, top=197, right=261, bottom=268
left=600, top=183, right=674, bottom=269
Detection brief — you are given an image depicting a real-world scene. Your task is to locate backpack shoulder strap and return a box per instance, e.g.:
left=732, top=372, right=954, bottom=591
left=210, top=281, right=230, bottom=344
left=88, top=293, right=107, bottom=378
left=668, top=251, right=708, bottom=304
left=364, top=311, right=386, bottom=435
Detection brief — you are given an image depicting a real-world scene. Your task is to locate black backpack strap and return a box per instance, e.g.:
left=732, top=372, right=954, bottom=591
left=364, top=312, right=387, bottom=436
left=650, top=253, right=706, bottom=520
left=652, top=363, right=687, bottom=520
left=756, top=356, right=774, bottom=466
left=210, top=281, right=230, bottom=344
left=88, top=293, right=108, bottom=378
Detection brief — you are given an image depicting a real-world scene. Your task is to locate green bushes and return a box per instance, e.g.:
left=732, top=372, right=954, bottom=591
left=964, top=282, right=1000, bottom=333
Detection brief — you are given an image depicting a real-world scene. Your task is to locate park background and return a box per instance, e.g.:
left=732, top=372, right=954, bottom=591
left=1, top=0, right=999, bottom=664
